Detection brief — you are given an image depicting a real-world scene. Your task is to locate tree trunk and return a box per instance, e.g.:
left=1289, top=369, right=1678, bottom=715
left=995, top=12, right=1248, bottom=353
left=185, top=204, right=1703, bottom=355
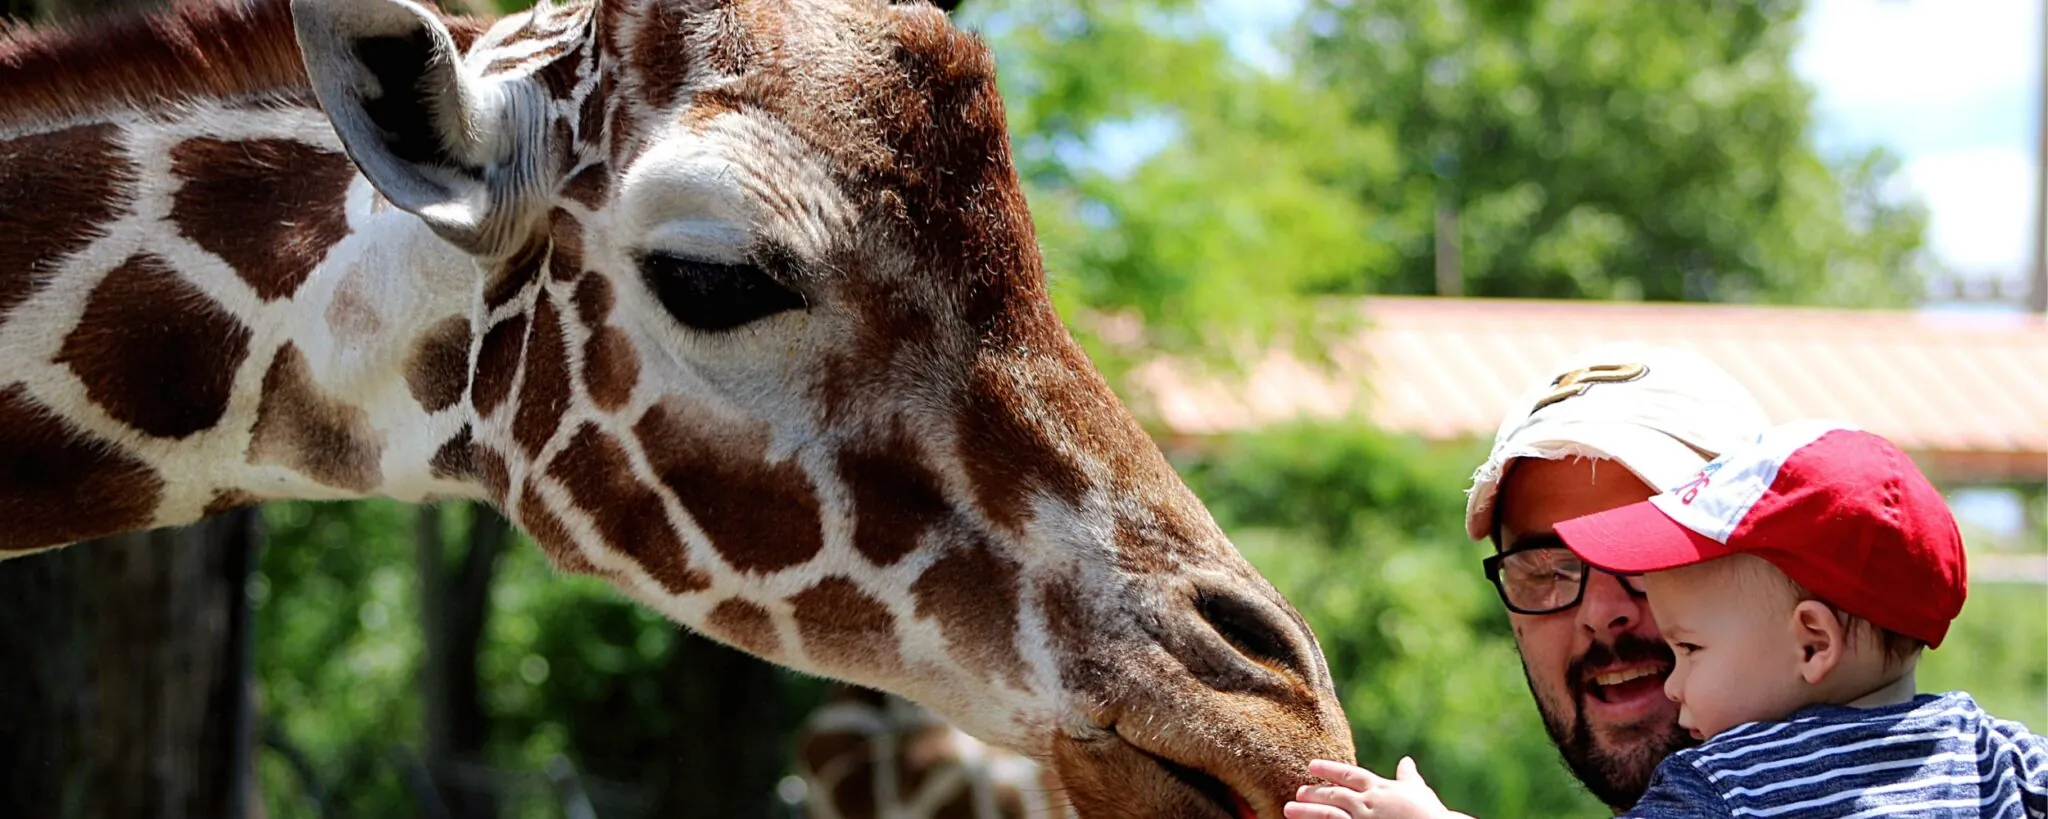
left=652, top=630, right=799, bottom=819
left=0, top=512, right=262, bottom=819
left=418, top=503, right=510, bottom=819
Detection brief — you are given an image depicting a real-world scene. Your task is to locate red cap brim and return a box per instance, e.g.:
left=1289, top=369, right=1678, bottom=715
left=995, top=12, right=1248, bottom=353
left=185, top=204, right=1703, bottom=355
left=1554, top=500, right=1734, bottom=574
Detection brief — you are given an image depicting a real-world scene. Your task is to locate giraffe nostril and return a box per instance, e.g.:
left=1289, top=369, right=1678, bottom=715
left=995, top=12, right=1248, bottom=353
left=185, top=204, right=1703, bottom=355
left=1194, top=588, right=1311, bottom=683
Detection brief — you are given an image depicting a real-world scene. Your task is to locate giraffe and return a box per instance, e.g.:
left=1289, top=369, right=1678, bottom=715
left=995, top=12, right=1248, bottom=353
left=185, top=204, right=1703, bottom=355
left=797, top=684, right=1068, bottom=819
left=0, top=0, right=1356, bottom=814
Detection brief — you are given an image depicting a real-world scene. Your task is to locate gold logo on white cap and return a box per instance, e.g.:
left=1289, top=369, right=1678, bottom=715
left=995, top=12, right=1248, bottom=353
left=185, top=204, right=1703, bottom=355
left=1533, top=363, right=1648, bottom=412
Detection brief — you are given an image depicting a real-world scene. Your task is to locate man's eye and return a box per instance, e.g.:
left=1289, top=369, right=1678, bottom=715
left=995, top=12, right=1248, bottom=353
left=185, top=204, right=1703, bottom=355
left=1506, top=553, right=1581, bottom=582
left=640, top=252, right=807, bottom=332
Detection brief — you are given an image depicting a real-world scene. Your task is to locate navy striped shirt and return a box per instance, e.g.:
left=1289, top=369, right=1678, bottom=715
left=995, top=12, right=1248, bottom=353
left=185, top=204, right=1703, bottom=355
left=1626, top=691, right=2046, bottom=818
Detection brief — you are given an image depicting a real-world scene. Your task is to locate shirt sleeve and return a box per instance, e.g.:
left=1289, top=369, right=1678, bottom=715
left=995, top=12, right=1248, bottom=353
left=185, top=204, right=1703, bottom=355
left=1622, top=758, right=1731, bottom=819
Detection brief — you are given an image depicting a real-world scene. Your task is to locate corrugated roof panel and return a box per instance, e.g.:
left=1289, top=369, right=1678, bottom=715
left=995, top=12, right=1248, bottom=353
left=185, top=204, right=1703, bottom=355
left=1130, top=297, right=2048, bottom=482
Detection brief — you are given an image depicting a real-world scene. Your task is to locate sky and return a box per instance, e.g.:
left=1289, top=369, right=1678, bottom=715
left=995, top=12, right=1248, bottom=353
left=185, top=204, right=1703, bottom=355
left=1198, top=0, right=2043, bottom=300
left=1796, top=0, right=2040, bottom=294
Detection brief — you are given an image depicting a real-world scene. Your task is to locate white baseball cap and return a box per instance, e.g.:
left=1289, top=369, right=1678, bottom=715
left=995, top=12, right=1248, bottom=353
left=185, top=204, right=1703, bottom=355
left=1463, top=343, right=1770, bottom=541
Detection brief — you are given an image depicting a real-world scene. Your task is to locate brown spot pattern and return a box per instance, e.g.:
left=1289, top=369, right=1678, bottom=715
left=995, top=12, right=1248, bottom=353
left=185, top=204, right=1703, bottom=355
left=571, top=273, right=638, bottom=410
left=517, top=480, right=598, bottom=575
left=801, top=726, right=869, bottom=788
left=170, top=138, right=356, bottom=301
left=574, top=72, right=609, bottom=148
left=474, top=444, right=511, bottom=504
left=404, top=316, right=472, bottom=413
left=790, top=577, right=901, bottom=673
left=56, top=253, right=252, bottom=439
left=511, top=295, right=571, bottom=457
left=484, top=237, right=547, bottom=309
left=634, top=400, right=823, bottom=574
left=707, top=598, right=781, bottom=658
left=1036, top=575, right=1114, bottom=699
left=548, top=211, right=586, bottom=282
left=247, top=344, right=385, bottom=492
left=323, top=268, right=382, bottom=340
left=0, top=124, right=131, bottom=327
left=628, top=0, right=693, bottom=111
left=608, top=98, right=643, bottom=169
left=469, top=314, right=528, bottom=418
left=429, top=425, right=477, bottom=480
left=572, top=274, right=614, bottom=327
left=912, top=542, right=1030, bottom=687
left=898, top=725, right=953, bottom=798
left=561, top=162, right=610, bottom=210
left=549, top=423, right=709, bottom=594
left=837, top=438, right=948, bottom=566
left=958, top=368, right=1087, bottom=533
left=817, top=271, right=938, bottom=414
left=0, top=384, right=165, bottom=552
left=581, top=327, right=639, bottom=412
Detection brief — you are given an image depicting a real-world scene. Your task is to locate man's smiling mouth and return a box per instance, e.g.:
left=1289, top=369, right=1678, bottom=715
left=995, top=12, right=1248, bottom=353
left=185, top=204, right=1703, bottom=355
left=1585, top=664, right=1669, bottom=704
left=1594, top=666, right=1660, bottom=687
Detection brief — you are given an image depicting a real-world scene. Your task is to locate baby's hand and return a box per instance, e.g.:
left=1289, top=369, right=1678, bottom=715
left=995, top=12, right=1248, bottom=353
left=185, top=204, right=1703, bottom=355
left=1284, top=757, right=1458, bottom=819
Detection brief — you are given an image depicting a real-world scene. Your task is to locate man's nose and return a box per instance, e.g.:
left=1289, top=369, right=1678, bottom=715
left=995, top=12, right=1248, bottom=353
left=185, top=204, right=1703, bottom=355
left=1576, top=572, right=1645, bottom=637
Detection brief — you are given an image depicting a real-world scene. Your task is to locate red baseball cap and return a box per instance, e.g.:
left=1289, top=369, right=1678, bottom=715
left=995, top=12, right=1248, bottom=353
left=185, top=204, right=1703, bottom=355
left=1554, top=420, right=1967, bottom=647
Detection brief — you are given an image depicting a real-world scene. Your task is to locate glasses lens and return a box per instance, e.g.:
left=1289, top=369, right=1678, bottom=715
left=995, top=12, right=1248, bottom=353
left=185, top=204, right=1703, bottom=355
left=1496, top=548, right=1586, bottom=613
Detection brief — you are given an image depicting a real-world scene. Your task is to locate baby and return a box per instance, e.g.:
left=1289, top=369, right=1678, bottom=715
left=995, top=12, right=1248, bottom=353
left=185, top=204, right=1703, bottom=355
left=1289, top=421, right=2047, bottom=818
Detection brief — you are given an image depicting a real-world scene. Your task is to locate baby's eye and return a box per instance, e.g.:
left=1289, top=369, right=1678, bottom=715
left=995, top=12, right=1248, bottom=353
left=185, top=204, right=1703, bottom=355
left=1673, top=642, right=1702, bottom=655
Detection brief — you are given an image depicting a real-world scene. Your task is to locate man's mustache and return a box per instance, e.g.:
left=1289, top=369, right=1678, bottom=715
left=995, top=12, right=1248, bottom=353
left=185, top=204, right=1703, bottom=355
left=1566, top=632, right=1674, bottom=699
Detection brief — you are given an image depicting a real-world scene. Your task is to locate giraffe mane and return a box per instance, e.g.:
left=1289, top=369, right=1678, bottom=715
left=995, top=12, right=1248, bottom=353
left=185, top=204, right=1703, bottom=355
left=0, top=0, right=488, bottom=131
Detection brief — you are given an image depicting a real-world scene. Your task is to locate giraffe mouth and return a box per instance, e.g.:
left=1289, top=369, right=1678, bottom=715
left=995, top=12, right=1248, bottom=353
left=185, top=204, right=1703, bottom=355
left=1125, top=737, right=1257, bottom=819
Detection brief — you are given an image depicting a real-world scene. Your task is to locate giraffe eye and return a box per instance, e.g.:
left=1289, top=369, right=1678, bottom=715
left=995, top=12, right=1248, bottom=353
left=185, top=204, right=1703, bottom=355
left=639, top=252, right=807, bottom=332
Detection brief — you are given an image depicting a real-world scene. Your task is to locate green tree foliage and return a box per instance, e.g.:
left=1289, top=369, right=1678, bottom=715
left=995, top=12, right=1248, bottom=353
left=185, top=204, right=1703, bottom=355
left=256, top=501, right=426, bottom=817
left=960, top=0, right=1930, bottom=350
left=1295, top=0, right=1929, bottom=305
left=959, top=0, right=1390, bottom=375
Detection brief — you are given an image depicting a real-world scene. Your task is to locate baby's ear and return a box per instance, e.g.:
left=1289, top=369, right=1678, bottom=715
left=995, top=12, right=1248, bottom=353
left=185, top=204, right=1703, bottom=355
left=1791, top=600, right=1846, bottom=684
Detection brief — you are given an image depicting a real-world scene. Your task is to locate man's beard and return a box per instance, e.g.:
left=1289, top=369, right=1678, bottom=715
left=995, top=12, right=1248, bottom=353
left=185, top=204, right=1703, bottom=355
left=1522, top=632, right=1696, bottom=810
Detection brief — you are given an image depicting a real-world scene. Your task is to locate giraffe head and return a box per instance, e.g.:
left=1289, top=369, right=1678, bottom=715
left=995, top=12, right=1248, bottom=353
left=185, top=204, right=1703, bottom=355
left=293, top=0, right=1354, bottom=813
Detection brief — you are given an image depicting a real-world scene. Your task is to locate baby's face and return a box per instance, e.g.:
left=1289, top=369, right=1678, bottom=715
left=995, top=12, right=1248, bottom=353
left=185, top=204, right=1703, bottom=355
left=1641, top=566, right=1815, bottom=740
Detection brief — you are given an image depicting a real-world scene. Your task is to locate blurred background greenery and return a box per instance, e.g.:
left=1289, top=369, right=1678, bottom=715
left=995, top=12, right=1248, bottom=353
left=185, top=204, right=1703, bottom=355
left=2, top=0, right=2041, bottom=816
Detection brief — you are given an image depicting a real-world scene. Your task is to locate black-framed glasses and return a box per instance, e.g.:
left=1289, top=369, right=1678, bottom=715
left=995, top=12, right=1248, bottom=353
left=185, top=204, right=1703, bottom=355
left=1482, top=544, right=1647, bottom=615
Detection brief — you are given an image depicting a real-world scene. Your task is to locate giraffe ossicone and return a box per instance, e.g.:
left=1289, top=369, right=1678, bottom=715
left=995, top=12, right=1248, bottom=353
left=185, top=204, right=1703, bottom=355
left=0, top=0, right=1355, bottom=814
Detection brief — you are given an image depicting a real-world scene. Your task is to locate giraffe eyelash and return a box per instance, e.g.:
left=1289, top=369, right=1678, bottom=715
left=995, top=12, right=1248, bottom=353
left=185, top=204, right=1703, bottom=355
left=637, top=251, right=809, bottom=333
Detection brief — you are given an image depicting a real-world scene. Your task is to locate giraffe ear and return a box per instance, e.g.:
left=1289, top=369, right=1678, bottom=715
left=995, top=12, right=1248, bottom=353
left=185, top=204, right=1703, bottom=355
left=293, top=0, right=534, bottom=252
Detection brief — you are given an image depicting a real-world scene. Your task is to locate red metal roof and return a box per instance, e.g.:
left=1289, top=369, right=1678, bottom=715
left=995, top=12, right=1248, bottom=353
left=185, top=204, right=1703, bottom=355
left=1130, top=297, right=2048, bottom=483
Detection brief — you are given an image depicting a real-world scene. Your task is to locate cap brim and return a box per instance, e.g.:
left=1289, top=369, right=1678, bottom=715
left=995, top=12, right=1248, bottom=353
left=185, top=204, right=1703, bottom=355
left=1554, top=500, right=1734, bottom=574
left=1465, top=421, right=1716, bottom=541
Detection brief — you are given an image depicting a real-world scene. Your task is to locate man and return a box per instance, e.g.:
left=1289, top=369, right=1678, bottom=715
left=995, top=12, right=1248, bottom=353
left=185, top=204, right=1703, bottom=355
left=1461, top=343, right=1769, bottom=810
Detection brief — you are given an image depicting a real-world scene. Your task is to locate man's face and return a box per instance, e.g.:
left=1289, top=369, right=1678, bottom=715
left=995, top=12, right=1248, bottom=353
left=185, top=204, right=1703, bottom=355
left=1494, top=456, right=1695, bottom=811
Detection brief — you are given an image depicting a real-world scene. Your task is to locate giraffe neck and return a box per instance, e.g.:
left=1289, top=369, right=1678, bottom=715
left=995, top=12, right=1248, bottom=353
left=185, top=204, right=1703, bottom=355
left=0, top=97, right=490, bottom=552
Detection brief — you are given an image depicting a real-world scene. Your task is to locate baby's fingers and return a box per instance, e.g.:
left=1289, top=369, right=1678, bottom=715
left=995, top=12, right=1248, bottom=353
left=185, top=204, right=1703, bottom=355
left=1284, top=802, right=1357, bottom=819
left=1307, top=759, right=1381, bottom=791
left=1295, top=784, right=1371, bottom=810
